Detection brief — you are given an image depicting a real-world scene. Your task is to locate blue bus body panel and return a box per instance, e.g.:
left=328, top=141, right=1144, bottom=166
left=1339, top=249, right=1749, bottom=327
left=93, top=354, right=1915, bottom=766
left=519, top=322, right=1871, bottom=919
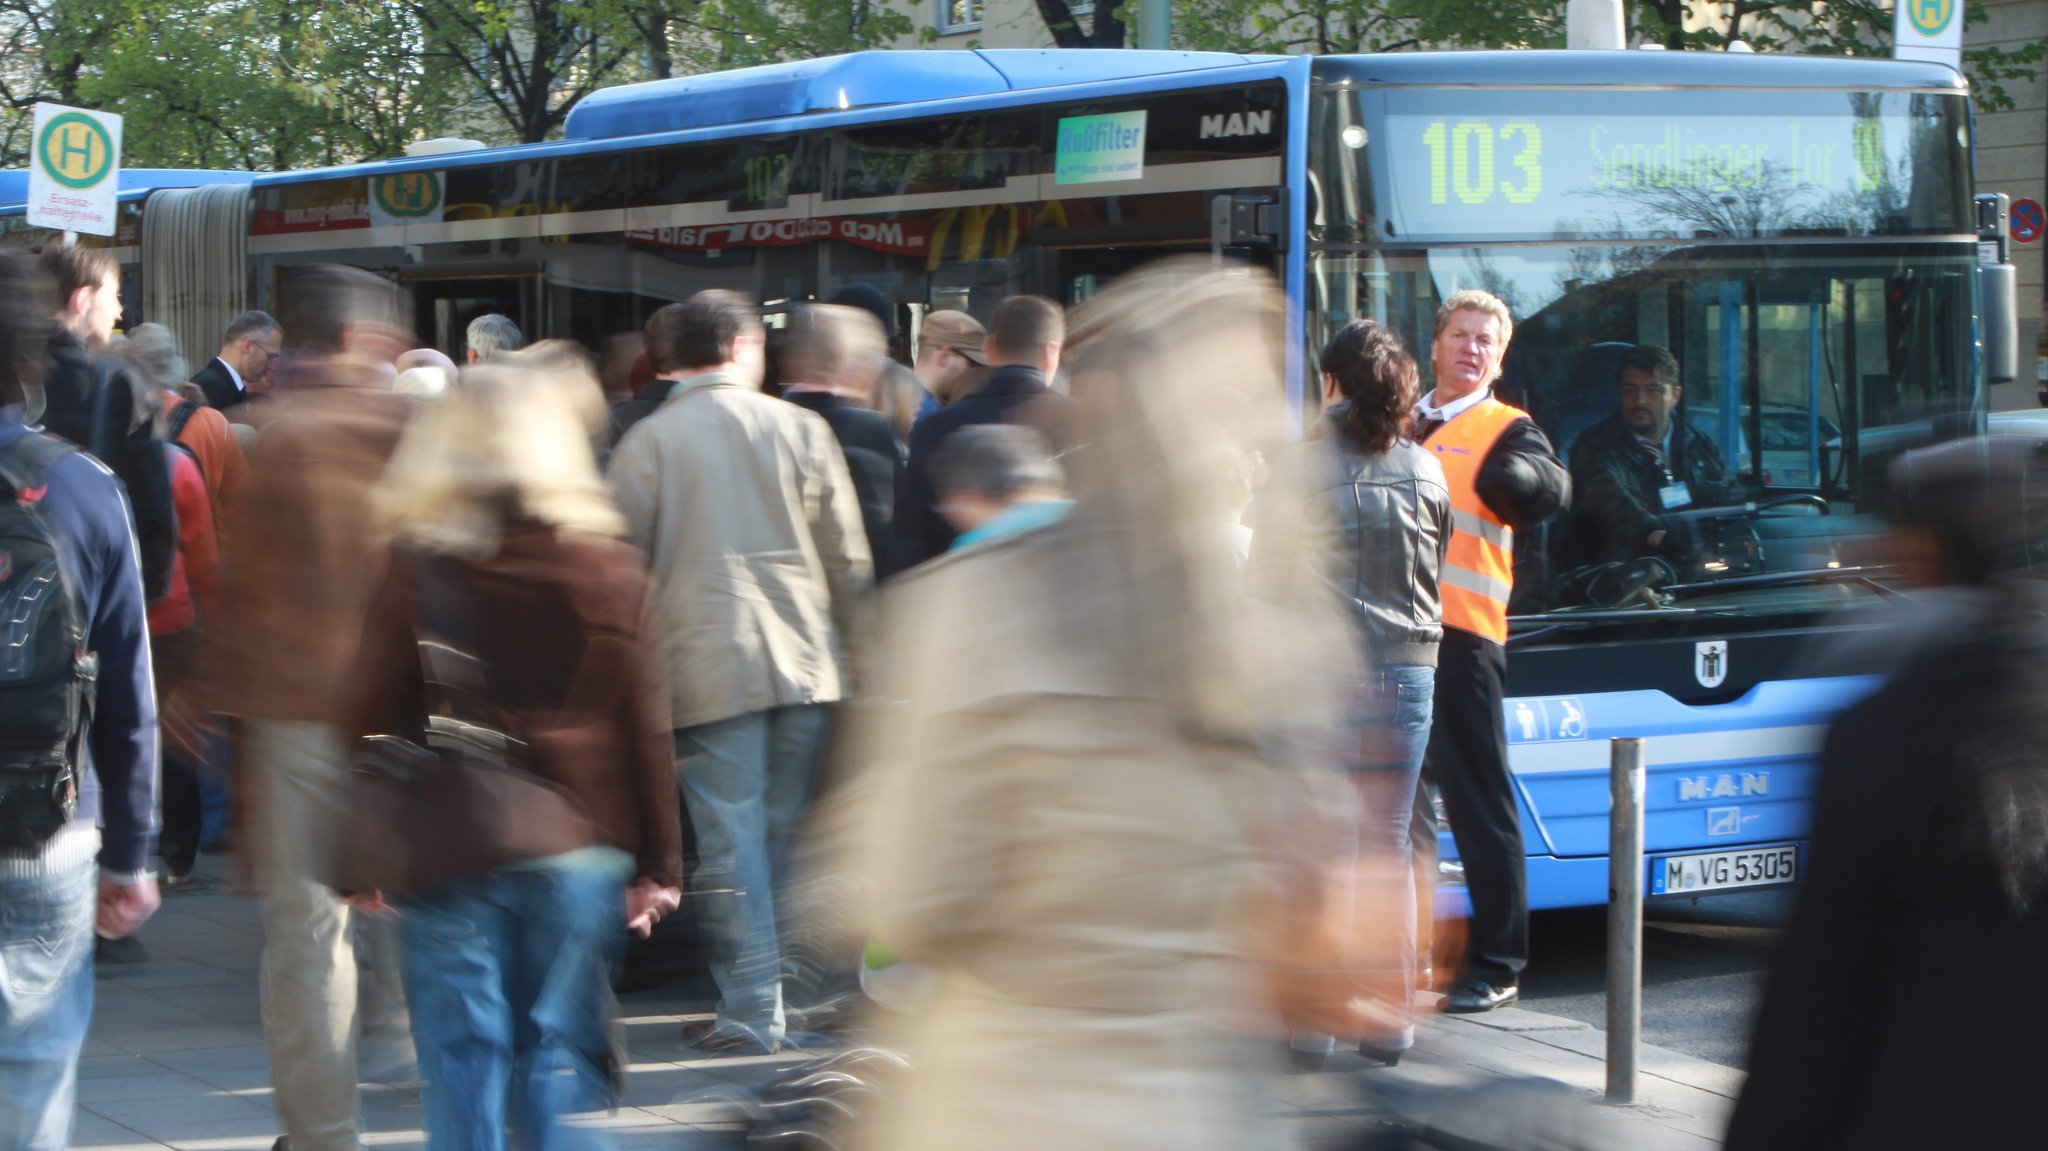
left=0, top=168, right=248, bottom=211
left=255, top=57, right=1305, bottom=187
left=1437, top=675, right=1881, bottom=911
left=564, top=49, right=1266, bottom=141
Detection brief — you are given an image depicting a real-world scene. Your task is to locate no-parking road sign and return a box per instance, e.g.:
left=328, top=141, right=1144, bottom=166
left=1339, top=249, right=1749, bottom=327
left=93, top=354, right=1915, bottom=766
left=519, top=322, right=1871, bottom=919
left=2011, top=198, right=2045, bottom=245
left=27, top=102, right=122, bottom=237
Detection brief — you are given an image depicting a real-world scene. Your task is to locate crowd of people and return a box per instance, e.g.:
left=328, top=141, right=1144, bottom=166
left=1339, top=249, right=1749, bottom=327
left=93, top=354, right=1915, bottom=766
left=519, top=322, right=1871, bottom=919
left=0, top=241, right=2042, bottom=1151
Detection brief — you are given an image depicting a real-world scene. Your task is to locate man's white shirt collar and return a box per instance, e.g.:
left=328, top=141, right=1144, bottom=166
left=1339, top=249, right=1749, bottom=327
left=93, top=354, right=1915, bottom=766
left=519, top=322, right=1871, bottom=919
left=221, top=356, right=245, bottom=392
left=1414, top=385, right=1491, bottom=426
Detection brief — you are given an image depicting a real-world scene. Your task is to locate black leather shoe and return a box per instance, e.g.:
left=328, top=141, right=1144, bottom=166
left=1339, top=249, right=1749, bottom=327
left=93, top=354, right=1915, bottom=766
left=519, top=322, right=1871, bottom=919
left=1443, top=979, right=1518, bottom=1014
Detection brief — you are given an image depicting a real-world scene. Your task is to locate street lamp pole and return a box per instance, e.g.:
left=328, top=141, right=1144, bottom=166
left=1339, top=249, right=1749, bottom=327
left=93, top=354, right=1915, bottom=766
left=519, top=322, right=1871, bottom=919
left=1136, top=0, right=1170, bottom=50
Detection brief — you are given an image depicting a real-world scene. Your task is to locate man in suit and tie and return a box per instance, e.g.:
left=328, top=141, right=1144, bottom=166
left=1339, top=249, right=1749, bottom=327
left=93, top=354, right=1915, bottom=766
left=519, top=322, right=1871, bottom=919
left=191, top=311, right=283, bottom=411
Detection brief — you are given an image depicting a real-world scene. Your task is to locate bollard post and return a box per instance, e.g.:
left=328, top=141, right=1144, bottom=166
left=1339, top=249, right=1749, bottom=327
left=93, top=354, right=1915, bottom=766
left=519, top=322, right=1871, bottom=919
left=1606, top=736, right=1645, bottom=1105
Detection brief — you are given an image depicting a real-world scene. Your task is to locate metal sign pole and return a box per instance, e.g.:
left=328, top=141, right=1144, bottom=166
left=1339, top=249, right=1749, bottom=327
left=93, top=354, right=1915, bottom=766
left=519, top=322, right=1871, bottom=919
left=1607, top=736, right=1645, bottom=1104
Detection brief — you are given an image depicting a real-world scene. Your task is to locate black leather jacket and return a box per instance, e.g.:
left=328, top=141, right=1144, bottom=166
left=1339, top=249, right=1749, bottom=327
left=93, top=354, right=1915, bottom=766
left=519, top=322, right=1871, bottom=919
left=1251, top=414, right=1452, bottom=667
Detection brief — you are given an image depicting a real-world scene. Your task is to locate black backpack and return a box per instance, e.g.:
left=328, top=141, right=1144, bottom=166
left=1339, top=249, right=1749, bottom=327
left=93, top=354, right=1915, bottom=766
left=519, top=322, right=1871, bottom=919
left=0, top=433, right=99, bottom=849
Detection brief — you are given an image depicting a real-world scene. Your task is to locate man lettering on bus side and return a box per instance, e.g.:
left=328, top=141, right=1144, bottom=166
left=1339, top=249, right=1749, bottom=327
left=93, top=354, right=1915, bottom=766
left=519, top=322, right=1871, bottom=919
left=1410, top=289, right=1570, bottom=1014
left=895, top=296, right=1075, bottom=569
left=1567, top=344, right=1743, bottom=566
left=192, top=310, right=283, bottom=412
left=610, top=291, right=871, bottom=1055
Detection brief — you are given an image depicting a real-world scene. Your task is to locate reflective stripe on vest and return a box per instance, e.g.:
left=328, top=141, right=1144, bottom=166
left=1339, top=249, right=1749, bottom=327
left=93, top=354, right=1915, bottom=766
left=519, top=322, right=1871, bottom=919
left=1425, top=396, right=1527, bottom=644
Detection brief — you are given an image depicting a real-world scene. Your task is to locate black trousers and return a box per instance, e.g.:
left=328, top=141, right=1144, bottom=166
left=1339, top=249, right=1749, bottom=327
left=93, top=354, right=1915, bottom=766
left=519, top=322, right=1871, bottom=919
left=151, top=629, right=202, bottom=879
left=1417, top=627, right=1528, bottom=987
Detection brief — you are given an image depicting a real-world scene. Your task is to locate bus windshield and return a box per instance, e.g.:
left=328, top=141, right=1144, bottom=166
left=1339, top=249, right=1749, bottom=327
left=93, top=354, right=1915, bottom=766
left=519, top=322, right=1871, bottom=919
left=1308, top=78, right=1980, bottom=629
left=1309, top=240, right=1980, bottom=625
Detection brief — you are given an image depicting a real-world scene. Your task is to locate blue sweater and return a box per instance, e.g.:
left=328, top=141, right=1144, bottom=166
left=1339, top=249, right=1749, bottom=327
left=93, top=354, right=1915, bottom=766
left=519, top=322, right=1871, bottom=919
left=0, top=419, right=159, bottom=873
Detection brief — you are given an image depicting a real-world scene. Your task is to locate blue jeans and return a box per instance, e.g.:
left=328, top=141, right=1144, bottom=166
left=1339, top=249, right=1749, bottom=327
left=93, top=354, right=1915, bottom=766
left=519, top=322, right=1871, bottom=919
left=1294, top=665, right=1434, bottom=1057
left=675, top=704, right=829, bottom=1051
left=0, top=839, right=98, bottom=1151
left=1358, top=664, right=1434, bottom=1045
left=397, top=852, right=629, bottom=1151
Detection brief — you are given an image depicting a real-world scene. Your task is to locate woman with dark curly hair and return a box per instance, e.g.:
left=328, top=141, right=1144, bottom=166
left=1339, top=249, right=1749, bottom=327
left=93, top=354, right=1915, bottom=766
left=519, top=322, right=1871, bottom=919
left=1248, top=318, right=1452, bottom=1067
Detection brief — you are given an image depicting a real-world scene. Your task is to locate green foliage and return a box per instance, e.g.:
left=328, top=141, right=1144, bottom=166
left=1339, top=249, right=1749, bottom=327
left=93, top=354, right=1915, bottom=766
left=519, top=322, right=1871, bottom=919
left=0, top=0, right=919, bottom=168
left=1174, top=0, right=2043, bottom=111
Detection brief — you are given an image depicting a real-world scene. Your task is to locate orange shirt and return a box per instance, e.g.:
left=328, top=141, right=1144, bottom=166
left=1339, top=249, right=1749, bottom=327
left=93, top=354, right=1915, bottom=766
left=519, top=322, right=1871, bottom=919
left=160, top=392, right=249, bottom=549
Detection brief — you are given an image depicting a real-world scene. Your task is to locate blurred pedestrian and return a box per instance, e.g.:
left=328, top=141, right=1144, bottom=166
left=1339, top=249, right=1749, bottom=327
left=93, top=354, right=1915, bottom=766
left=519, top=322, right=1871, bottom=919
left=1410, top=290, right=1568, bottom=1013
left=1249, top=319, right=1450, bottom=1066
left=115, top=324, right=224, bottom=890
left=610, top=290, right=871, bottom=1054
left=159, top=345, right=251, bottom=552
left=193, top=311, right=283, bottom=411
left=829, top=284, right=930, bottom=443
left=217, top=264, right=416, bottom=1151
left=0, top=250, right=160, bottom=1151
left=910, top=310, right=989, bottom=409
left=605, top=353, right=666, bottom=450
left=462, top=313, right=523, bottom=364
left=601, top=332, right=645, bottom=408
left=928, top=423, right=1069, bottom=548
left=393, top=347, right=456, bottom=401
left=1726, top=436, right=2048, bottom=1151
left=842, top=262, right=1321, bottom=1151
left=343, top=364, right=682, bottom=1150
left=776, top=303, right=902, bottom=578
left=34, top=245, right=178, bottom=605
left=895, top=295, right=1075, bottom=569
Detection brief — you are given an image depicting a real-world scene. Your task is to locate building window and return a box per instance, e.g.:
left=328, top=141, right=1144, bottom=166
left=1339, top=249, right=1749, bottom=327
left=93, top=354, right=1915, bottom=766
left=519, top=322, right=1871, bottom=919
left=939, top=0, right=982, bottom=32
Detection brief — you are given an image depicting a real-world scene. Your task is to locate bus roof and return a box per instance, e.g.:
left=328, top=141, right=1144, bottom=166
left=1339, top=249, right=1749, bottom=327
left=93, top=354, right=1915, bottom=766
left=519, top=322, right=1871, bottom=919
left=19, top=49, right=1964, bottom=201
left=1310, top=49, right=1968, bottom=91
left=0, top=168, right=250, bottom=211
left=562, top=49, right=1268, bottom=141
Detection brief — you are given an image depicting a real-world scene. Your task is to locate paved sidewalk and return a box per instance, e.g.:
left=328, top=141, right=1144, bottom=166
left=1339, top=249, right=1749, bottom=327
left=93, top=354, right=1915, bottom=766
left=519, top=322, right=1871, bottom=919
left=73, top=863, right=1737, bottom=1150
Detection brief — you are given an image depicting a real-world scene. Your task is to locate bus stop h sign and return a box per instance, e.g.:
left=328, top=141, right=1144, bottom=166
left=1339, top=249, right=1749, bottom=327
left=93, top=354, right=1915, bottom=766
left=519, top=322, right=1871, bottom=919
left=27, top=102, right=122, bottom=237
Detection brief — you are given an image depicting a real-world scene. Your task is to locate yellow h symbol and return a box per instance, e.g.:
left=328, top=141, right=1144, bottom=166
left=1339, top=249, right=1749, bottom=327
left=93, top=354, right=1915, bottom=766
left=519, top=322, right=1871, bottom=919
left=57, top=124, right=94, bottom=178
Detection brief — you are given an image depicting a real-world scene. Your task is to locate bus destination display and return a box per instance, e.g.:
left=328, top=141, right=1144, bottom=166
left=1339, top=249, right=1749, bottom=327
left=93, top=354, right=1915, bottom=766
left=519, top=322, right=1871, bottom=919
left=1372, top=89, right=1969, bottom=240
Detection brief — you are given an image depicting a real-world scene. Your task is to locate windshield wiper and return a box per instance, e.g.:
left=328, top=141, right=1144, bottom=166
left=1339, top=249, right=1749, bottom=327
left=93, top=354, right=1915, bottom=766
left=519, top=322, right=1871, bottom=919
left=1661, top=564, right=1902, bottom=598
left=1506, top=604, right=1751, bottom=646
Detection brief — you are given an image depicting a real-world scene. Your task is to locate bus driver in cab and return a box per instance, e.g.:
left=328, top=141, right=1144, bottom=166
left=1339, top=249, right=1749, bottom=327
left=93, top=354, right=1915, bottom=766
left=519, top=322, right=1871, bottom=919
left=1568, top=344, right=1744, bottom=565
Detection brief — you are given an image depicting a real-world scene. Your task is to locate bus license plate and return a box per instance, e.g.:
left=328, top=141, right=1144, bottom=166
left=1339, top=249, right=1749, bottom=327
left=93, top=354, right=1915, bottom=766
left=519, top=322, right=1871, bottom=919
left=1649, top=843, right=1798, bottom=896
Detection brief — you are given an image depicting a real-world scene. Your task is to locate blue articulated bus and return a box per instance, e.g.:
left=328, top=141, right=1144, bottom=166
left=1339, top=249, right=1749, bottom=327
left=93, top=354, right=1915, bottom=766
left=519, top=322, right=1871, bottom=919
left=6, top=47, right=2004, bottom=912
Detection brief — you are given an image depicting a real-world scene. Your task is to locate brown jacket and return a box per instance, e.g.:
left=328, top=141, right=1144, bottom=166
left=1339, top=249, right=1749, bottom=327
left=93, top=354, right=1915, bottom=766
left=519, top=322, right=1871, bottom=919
left=216, top=363, right=414, bottom=723
left=344, top=530, right=683, bottom=888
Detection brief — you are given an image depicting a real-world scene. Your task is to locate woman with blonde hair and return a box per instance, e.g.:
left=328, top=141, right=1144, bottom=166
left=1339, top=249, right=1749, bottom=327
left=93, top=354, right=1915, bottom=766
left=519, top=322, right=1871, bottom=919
left=341, top=363, right=682, bottom=1149
left=841, top=261, right=1358, bottom=1151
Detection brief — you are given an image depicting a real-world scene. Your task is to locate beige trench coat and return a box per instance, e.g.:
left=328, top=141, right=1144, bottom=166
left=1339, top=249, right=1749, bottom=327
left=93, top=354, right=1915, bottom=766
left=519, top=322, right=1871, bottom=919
left=610, top=370, right=872, bottom=729
left=841, top=510, right=1277, bottom=1151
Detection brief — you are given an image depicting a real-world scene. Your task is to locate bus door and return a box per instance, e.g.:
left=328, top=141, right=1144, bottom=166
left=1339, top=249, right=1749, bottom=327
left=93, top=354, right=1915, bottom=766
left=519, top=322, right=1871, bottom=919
left=404, top=270, right=539, bottom=360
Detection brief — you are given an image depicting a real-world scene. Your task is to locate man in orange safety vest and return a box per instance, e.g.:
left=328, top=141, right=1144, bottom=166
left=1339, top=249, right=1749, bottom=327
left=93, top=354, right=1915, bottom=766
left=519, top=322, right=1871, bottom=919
left=1410, top=289, right=1570, bottom=1014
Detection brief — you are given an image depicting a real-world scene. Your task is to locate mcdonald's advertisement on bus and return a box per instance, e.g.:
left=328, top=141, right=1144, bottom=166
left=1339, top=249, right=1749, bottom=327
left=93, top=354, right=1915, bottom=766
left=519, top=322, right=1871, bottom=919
left=27, top=102, right=122, bottom=237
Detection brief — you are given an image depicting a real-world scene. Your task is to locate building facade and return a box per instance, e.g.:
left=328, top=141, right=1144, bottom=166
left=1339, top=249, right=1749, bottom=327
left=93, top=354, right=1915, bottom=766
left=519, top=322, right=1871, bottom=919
left=1972, top=0, right=2047, bottom=408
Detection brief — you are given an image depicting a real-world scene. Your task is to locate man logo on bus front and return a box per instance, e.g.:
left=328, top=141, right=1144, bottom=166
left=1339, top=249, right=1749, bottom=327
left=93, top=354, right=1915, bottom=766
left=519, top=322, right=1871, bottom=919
left=1696, top=640, right=1728, bottom=689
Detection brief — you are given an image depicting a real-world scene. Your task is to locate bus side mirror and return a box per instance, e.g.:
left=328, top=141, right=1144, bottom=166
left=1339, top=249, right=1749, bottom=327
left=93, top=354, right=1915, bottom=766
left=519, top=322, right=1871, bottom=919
left=1976, top=192, right=2019, bottom=387
left=1981, top=262, right=2019, bottom=387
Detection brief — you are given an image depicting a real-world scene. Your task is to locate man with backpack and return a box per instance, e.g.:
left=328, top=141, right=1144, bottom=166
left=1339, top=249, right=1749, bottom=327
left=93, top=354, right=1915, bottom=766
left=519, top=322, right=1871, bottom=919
left=0, top=251, right=160, bottom=1149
